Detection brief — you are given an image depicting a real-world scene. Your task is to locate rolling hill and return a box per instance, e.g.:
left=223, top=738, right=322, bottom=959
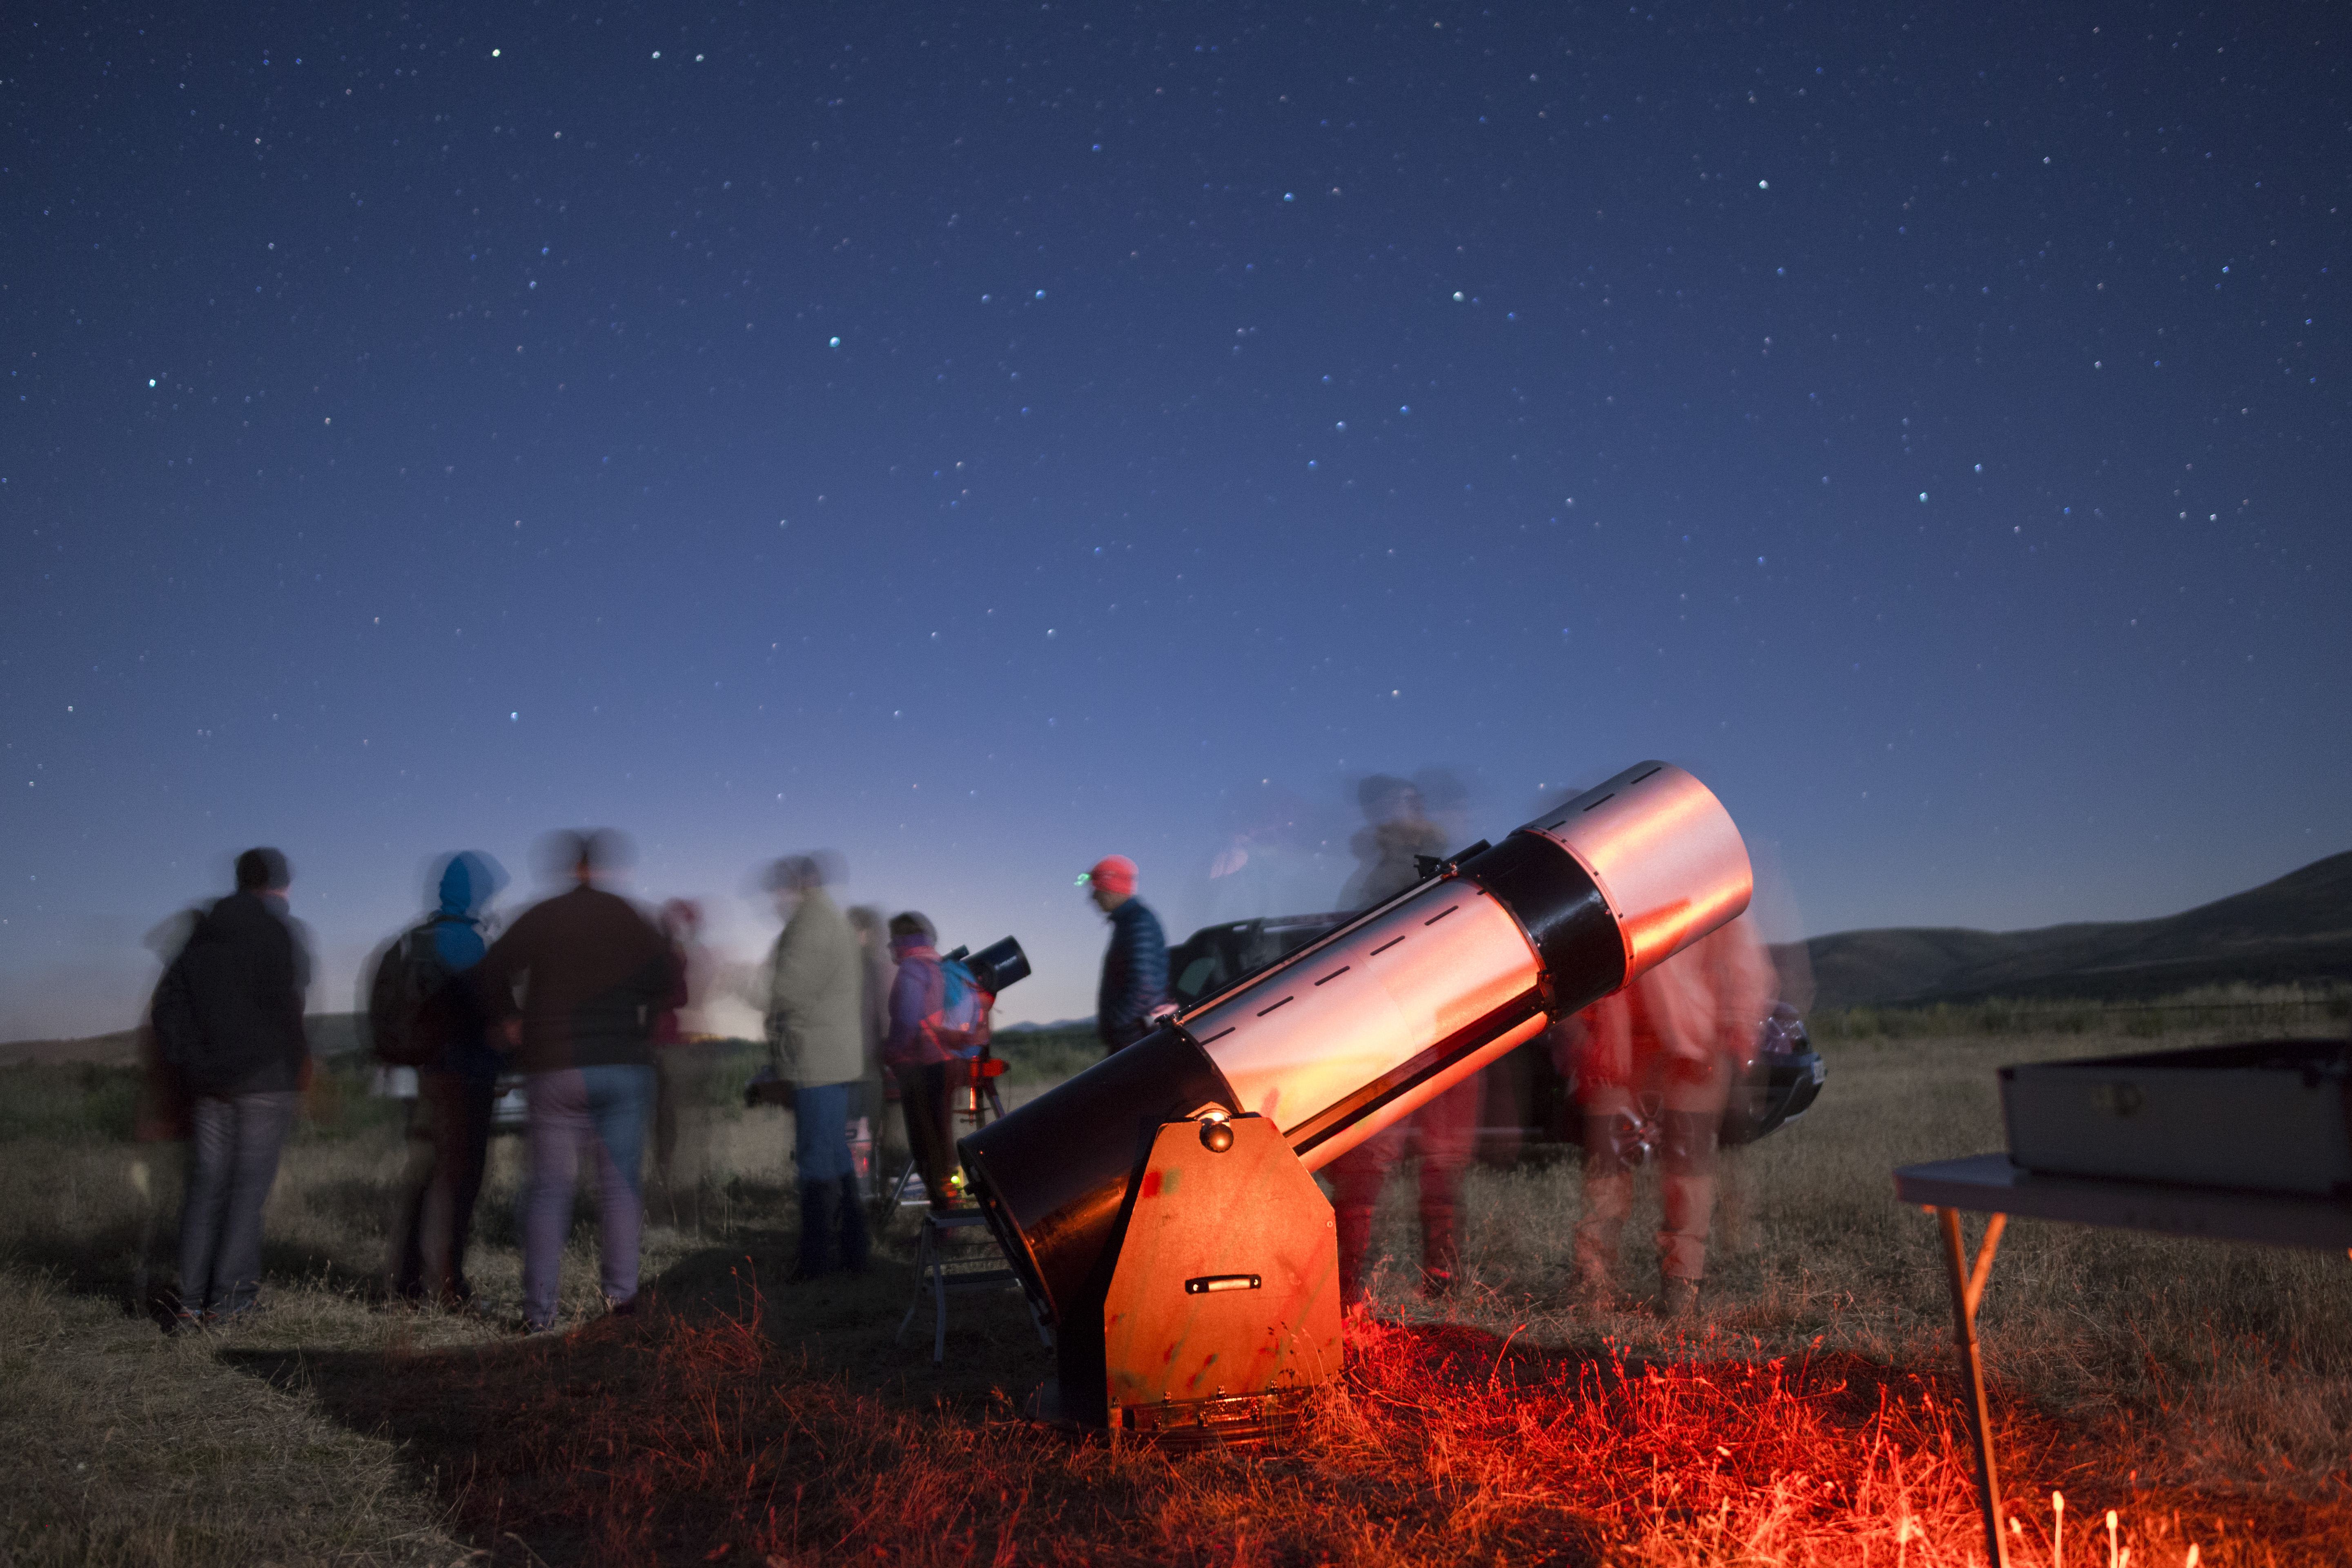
left=1795, top=849, right=2352, bottom=1009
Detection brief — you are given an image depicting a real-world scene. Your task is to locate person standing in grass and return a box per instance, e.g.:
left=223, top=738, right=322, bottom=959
left=761, top=855, right=869, bottom=1278
left=1326, top=778, right=1481, bottom=1306
left=474, top=830, right=673, bottom=1333
left=384, top=850, right=507, bottom=1309
left=151, top=846, right=312, bottom=1330
left=1082, top=855, right=1167, bottom=1056
left=882, top=912, right=961, bottom=1210
left=1566, top=911, right=1776, bottom=1318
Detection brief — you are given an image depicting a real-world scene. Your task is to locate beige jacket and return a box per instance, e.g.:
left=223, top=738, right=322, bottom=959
left=763, top=888, right=864, bottom=1087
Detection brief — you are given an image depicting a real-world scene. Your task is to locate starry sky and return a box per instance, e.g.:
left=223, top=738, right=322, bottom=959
left=5, top=2, right=2347, bottom=1041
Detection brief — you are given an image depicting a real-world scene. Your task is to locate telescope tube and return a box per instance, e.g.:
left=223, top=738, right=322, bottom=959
left=962, top=761, right=1753, bottom=1324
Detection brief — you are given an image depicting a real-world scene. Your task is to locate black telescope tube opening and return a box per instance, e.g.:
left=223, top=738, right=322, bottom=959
left=962, top=935, right=1031, bottom=995
left=958, top=1024, right=1237, bottom=1324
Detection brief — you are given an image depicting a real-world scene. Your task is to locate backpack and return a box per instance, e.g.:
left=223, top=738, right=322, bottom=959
left=934, top=955, right=994, bottom=1056
left=368, top=918, right=459, bottom=1067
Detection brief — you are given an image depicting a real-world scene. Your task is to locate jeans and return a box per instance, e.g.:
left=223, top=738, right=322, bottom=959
left=179, top=1089, right=299, bottom=1316
left=793, top=1082, right=855, bottom=1183
left=793, top=1082, right=868, bottom=1276
left=390, top=1069, right=498, bottom=1302
left=522, top=1064, right=654, bottom=1327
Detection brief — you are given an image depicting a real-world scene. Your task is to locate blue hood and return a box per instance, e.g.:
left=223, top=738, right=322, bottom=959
left=436, top=851, right=508, bottom=920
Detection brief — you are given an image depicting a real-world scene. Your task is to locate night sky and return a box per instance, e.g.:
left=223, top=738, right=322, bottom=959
left=6, top=2, right=2347, bottom=1041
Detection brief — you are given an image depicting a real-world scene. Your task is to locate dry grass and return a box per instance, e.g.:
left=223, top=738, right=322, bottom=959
left=1, top=1014, right=2348, bottom=1565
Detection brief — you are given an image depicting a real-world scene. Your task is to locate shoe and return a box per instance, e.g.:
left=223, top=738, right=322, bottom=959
left=164, top=1305, right=204, bottom=1336
left=1659, top=1276, right=1702, bottom=1320
left=608, top=1298, right=637, bottom=1319
left=202, top=1301, right=260, bottom=1329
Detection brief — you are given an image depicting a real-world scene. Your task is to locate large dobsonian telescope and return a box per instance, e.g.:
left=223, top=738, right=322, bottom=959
left=960, top=761, right=1754, bottom=1441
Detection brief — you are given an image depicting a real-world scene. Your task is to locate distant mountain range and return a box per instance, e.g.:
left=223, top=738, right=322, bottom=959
left=1789, top=849, right=2352, bottom=1010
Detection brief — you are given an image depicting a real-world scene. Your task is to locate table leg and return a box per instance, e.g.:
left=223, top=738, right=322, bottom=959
left=1936, top=1205, right=2009, bottom=1568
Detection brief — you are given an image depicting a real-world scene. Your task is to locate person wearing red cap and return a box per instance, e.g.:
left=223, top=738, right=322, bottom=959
left=1081, top=855, right=1168, bottom=1056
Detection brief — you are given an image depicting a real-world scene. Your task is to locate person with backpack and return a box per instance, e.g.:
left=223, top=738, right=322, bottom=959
left=881, top=912, right=961, bottom=1212
left=472, top=829, right=673, bottom=1333
left=373, top=851, right=506, bottom=1309
left=1081, top=855, right=1167, bottom=1056
left=149, top=847, right=312, bottom=1330
left=760, top=855, right=869, bottom=1278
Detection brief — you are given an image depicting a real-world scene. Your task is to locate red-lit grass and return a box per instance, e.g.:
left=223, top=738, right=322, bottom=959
left=252, top=1267, right=2348, bottom=1567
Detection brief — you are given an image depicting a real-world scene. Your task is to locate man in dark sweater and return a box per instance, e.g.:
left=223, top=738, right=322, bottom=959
left=1083, top=855, right=1168, bottom=1055
left=152, top=846, right=311, bottom=1328
left=474, top=829, right=673, bottom=1332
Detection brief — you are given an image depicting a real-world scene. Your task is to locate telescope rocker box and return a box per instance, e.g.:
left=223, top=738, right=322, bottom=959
left=2000, top=1038, right=2352, bottom=1196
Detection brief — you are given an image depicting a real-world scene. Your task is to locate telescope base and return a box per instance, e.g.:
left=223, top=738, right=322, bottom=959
left=1026, top=1376, right=1319, bottom=1452
left=1051, top=1114, right=1344, bottom=1435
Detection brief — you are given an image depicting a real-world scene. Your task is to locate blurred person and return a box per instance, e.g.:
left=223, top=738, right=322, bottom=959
left=1338, top=775, right=1452, bottom=910
left=149, top=847, right=311, bottom=1330
left=651, top=898, right=717, bottom=1232
left=1564, top=911, right=1777, bottom=1317
left=882, top=911, right=960, bottom=1211
left=1328, top=777, right=1482, bottom=1307
left=762, top=855, right=869, bottom=1277
left=1081, top=855, right=1167, bottom=1055
left=845, top=904, right=904, bottom=1190
left=474, top=829, right=672, bottom=1333
left=383, top=851, right=507, bottom=1308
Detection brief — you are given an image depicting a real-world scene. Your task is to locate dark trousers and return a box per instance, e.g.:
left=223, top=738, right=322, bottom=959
left=179, top=1089, right=299, bottom=1316
left=893, top=1062, right=960, bottom=1208
left=391, top=1069, right=498, bottom=1302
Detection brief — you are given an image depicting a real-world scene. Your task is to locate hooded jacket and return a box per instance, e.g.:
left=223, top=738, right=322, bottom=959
left=425, top=852, right=502, bottom=1077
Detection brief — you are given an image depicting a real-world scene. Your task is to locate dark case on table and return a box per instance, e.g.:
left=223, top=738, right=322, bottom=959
left=2000, top=1038, right=2352, bottom=1196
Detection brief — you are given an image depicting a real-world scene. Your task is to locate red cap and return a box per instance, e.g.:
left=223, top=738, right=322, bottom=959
left=1082, top=855, right=1138, bottom=897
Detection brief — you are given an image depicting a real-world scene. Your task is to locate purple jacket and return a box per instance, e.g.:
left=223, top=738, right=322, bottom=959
left=883, top=937, right=948, bottom=1070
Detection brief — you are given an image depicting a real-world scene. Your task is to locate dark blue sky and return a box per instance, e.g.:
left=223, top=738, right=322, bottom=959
left=5, top=2, right=2347, bottom=1039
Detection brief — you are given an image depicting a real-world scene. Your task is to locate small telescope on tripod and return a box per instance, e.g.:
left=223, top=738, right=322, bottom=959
left=960, top=761, right=1753, bottom=1441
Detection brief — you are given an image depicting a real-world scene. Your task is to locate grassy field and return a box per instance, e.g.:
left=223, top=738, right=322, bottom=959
left=1, top=1000, right=2348, bottom=1566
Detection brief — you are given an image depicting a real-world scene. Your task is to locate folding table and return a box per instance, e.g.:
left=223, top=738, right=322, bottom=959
left=1892, top=1153, right=2352, bottom=1567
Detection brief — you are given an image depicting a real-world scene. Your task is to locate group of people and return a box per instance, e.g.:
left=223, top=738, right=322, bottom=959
left=144, top=832, right=1065, bottom=1331
left=146, top=809, right=1766, bottom=1334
